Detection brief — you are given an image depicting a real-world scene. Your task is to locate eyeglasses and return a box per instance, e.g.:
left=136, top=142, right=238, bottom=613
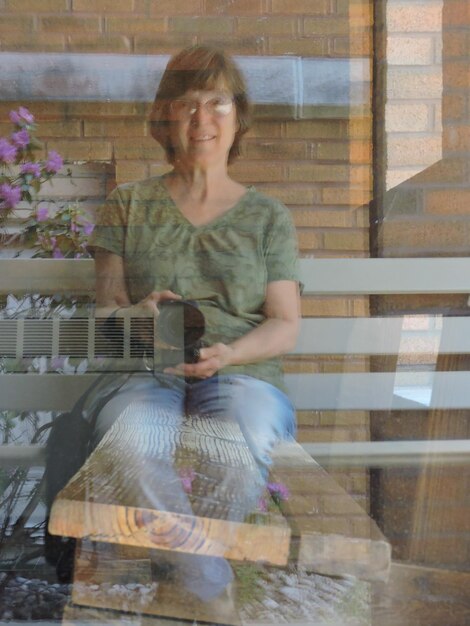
left=169, top=95, right=234, bottom=119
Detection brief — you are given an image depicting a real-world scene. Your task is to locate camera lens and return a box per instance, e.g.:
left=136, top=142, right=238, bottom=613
left=158, top=300, right=205, bottom=347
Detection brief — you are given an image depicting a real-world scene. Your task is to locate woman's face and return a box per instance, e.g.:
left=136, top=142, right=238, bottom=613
left=169, top=84, right=238, bottom=169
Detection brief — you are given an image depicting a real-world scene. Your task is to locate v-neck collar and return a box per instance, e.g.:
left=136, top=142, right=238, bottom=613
left=159, top=176, right=252, bottom=230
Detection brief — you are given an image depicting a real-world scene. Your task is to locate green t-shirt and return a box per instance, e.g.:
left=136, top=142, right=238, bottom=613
left=89, top=175, right=299, bottom=390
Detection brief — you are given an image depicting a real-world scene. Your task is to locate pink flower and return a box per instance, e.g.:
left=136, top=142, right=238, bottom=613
left=21, top=162, right=41, bottom=178
left=179, top=468, right=196, bottom=494
left=52, top=248, right=64, bottom=259
left=9, top=107, right=34, bottom=126
left=50, top=356, right=66, bottom=370
left=0, top=138, right=17, bottom=163
left=257, top=497, right=268, bottom=513
left=45, top=150, right=63, bottom=174
left=11, top=129, right=30, bottom=148
left=36, top=206, right=49, bottom=222
left=267, top=482, right=289, bottom=504
left=82, top=221, right=94, bottom=236
left=0, top=183, right=22, bottom=209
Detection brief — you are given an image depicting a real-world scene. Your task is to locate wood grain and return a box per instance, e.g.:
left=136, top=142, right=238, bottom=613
left=49, top=411, right=291, bottom=566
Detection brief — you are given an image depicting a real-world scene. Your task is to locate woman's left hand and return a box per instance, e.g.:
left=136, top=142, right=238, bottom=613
left=164, top=342, right=234, bottom=378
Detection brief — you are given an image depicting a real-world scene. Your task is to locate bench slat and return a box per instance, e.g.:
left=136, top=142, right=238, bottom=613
left=297, top=316, right=470, bottom=354
left=2, top=257, right=470, bottom=295
left=3, top=316, right=470, bottom=358
left=3, top=371, right=470, bottom=411
left=4, top=440, right=469, bottom=469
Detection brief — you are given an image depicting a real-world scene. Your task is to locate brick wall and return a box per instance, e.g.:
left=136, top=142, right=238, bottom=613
left=384, top=0, right=443, bottom=190
left=372, top=0, right=470, bottom=569
left=0, top=0, right=373, bottom=509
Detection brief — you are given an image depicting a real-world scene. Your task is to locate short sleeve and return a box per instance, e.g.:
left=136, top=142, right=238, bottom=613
left=265, top=205, right=300, bottom=285
left=87, top=186, right=128, bottom=257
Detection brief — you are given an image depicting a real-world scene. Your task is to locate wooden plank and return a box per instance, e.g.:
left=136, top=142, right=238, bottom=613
left=67, top=541, right=372, bottom=626
left=5, top=371, right=470, bottom=411
left=71, top=543, right=241, bottom=626
left=3, top=257, right=470, bottom=296
left=271, top=441, right=391, bottom=582
left=48, top=410, right=291, bottom=566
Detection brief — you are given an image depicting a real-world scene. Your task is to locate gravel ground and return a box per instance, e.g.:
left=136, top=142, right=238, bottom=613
left=0, top=567, right=369, bottom=625
left=0, top=575, right=71, bottom=622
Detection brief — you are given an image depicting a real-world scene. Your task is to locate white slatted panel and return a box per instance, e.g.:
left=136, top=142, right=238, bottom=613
left=2, top=257, right=470, bottom=295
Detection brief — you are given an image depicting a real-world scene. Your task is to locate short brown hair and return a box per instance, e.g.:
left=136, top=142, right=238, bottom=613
left=149, top=45, right=252, bottom=165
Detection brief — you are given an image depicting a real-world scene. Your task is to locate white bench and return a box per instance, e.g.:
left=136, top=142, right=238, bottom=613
left=2, top=256, right=470, bottom=612
left=2, top=257, right=470, bottom=465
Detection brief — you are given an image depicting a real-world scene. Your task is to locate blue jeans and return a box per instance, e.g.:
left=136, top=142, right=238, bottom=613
left=93, top=373, right=296, bottom=600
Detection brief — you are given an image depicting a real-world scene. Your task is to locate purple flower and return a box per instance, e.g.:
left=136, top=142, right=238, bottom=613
left=267, top=482, right=289, bottom=503
left=50, top=356, right=66, bottom=370
left=0, top=138, right=17, bottom=163
left=21, top=162, right=41, bottom=178
left=0, top=183, right=22, bottom=209
left=52, top=248, right=64, bottom=259
left=45, top=150, right=63, bottom=174
left=82, top=221, right=94, bottom=236
left=36, top=206, right=49, bottom=222
left=257, top=497, right=268, bottom=513
left=179, top=468, right=196, bottom=494
left=11, top=129, right=30, bottom=148
left=9, top=107, right=34, bottom=126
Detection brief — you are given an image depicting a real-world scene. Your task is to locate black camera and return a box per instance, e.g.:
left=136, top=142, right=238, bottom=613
left=100, top=299, right=205, bottom=369
left=155, top=299, right=205, bottom=367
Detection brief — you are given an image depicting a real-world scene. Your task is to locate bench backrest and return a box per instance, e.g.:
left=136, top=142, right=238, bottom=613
left=2, top=257, right=470, bottom=465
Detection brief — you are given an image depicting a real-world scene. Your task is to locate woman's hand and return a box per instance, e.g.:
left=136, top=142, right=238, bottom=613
left=129, top=290, right=182, bottom=318
left=164, top=342, right=234, bottom=378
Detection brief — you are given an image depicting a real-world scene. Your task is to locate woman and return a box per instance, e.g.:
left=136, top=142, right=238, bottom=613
left=88, top=45, right=301, bottom=602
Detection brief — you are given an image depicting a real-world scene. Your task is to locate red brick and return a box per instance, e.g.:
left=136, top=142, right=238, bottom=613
left=73, top=0, right=134, bottom=11
left=6, top=0, right=68, bottom=11
left=67, top=34, right=131, bottom=53
left=271, top=0, right=330, bottom=14
left=0, top=32, right=66, bottom=51
left=236, top=16, right=297, bottom=36
left=424, top=189, right=470, bottom=215
left=169, top=16, right=234, bottom=35
left=387, top=2, right=442, bottom=33
left=39, top=16, right=101, bottom=33
left=288, top=164, right=349, bottom=183
left=322, top=188, right=371, bottom=206
left=106, top=16, right=166, bottom=33
left=204, top=0, right=262, bottom=15
left=149, top=0, right=202, bottom=15
left=269, top=37, right=326, bottom=56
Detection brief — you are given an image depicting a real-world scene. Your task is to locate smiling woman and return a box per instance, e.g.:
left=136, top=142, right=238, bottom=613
left=85, top=44, right=301, bottom=603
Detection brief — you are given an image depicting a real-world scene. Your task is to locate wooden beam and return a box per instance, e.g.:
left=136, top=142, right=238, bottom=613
left=48, top=411, right=291, bottom=567
left=271, top=442, right=391, bottom=582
